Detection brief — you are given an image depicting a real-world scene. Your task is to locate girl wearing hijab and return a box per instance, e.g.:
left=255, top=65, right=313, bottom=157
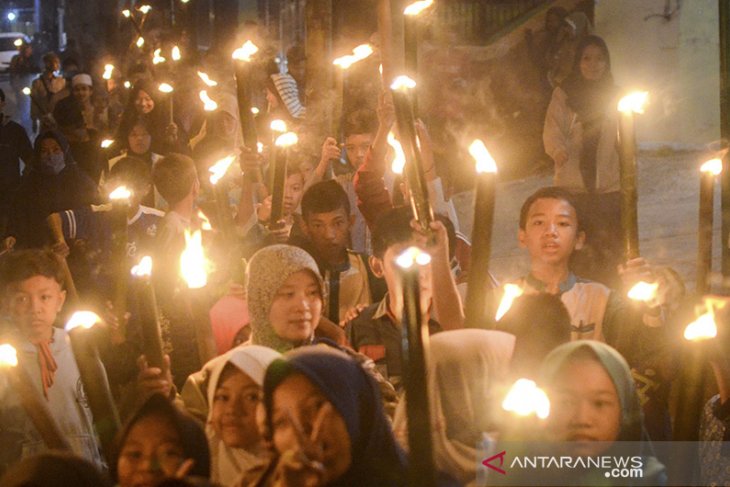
left=393, top=330, right=515, bottom=486
left=112, top=394, right=211, bottom=487
left=542, top=35, right=622, bottom=287
left=538, top=341, right=666, bottom=485
left=206, top=346, right=281, bottom=486
left=7, top=130, right=99, bottom=248
left=240, top=346, right=407, bottom=487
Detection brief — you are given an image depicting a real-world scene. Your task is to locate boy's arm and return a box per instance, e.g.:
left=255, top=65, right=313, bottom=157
left=306, top=137, right=340, bottom=189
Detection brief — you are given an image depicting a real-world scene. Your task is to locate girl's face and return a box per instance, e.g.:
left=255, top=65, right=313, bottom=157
left=545, top=355, right=621, bottom=456
left=579, top=44, right=608, bottom=81
left=283, top=173, right=304, bottom=216
left=134, top=90, right=155, bottom=114
left=268, top=270, right=322, bottom=343
left=128, top=123, right=152, bottom=155
left=272, top=373, right=351, bottom=484
left=211, top=367, right=262, bottom=450
left=117, top=414, right=186, bottom=487
left=39, top=138, right=63, bottom=158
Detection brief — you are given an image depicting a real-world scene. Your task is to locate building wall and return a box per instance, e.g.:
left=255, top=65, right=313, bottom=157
left=595, top=0, right=719, bottom=148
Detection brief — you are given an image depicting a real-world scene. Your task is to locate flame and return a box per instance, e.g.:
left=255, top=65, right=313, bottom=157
left=102, top=63, right=114, bottom=80
left=180, top=229, right=207, bottom=289
left=275, top=132, right=299, bottom=147
left=21, top=87, right=30, bottom=95
left=469, top=140, right=498, bottom=174
left=197, top=210, right=212, bottom=231
left=121, top=9, right=131, bottom=17
left=333, top=43, right=374, bottom=69
left=65, top=311, right=101, bottom=331
left=232, top=40, right=259, bottom=62
left=627, top=281, right=659, bottom=302
left=158, top=82, right=174, bottom=94
left=209, top=153, right=237, bottom=185
left=131, top=255, right=153, bottom=277
left=109, top=185, right=132, bottom=201
left=136, top=37, right=145, bottom=48
left=701, top=158, right=723, bottom=176
left=0, top=344, right=17, bottom=367
left=251, top=107, right=260, bottom=115
left=404, top=0, right=434, bottom=16
left=171, top=45, right=181, bottom=61
left=13, top=38, right=22, bottom=47
left=617, top=91, right=649, bottom=114
left=138, top=4, right=151, bottom=14
left=152, top=48, right=166, bottom=64
left=199, top=90, right=218, bottom=111
left=100, top=139, right=114, bottom=149
left=270, top=119, right=287, bottom=133
left=387, top=132, right=406, bottom=175
left=123, top=81, right=131, bottom=89
left=390, top=75, right=417, bottom=91
left=502, top=378, right=550, bottom=419
left=257, top=142, right=264, bottom=153
left=684, top=310, right=718, bottom=341
left=495, top=284, right=524, bottom=321
left=197, top=71, right=218, bottom=87
left=395, top=246, right=431, bottom=269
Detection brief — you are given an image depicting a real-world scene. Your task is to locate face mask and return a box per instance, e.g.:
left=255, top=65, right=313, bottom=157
left=39, top=152, right=65, bottom=175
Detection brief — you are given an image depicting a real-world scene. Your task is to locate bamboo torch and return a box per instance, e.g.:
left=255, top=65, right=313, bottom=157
left=332, top=44, right=374, bottom=138
left=109, top=185, right=131, bottom=334
left=180, top=229, right=216, bottom=364
left=269, top=132, right=299, bottom=230
left=267, top=120, right=288, bottom=194
left=0, top=343, right=71, bottom=451
left=403, top=0, right=433, bottom=115
left=208, top=152, right=238, bottom=243
left=464, top=140, right=498, bottom=328
left=395, top=246, right=436, bottom=487
left=130, top=256, right=165, bottom=372
left=158, top=83, right=174, bottom=125
left=65, top=311, right=121, bottom=458
left=697, top=159, right=723, bottom=294
left=390, top=75, right=433, bottom=233
left=232, top=40, right=259, bottom=151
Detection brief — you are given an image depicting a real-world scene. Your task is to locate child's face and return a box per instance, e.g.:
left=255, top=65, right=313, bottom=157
left=271, top=373, right=351, bottom=484
left=344, top=133, right=373, bottom=169
left=283, top=173, right=304, bottom=216
left=545, top=355, right=621, bottom=456
left=303, top=208, right=351, bottom=263
left=268, top=270, right=322, bottom=343
left=116, top=414, right=186, bottom=487
left=134, top=90, right=155, bottom=115
left=518, top=198, right=584, bottom=268
left=128, top=124, right=152, bottom=155
left=5, top=275, right=65, bottom=343
left=211, top=367, right=262, bottom=450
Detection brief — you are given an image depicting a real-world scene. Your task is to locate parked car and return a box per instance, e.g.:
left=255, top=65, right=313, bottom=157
left=0, top=32, right=30, bottom=71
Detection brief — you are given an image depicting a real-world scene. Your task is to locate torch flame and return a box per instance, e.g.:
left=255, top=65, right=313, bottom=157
left=684, top=311, right=718, bottom=341
left=100, top=139, right=114, bottom=149
left=395, top=246, right=432, bottom=269
left=197, top=71, right=218, bottom=87
left=136, top=37, right=145, bottom=48
left=131, top=255, right=153, bottom=277
left=123, top=81, right=131, bottom=89
left=495, top=284, right=524, bottom=321
left=275, top=132, right=299, bottom=147
left=102, top=64, right=114, bottom=80
left=171, top=45, right=181, bottom=61
left=13, top=38, right=22, bottom=47
left=617, top=91, right=649, bottom=114
left=109, top=185, right=132, bottom=201
left=65, top=311, right=101, bottom=331
left=138, top=4, right=151, bottom=14
left=232, top=40, right=259, bottom=62
left=627, top=281, right=659, bottom=302
left=21, top=87, right=30, bottom=95
left=180, top=229, right=207, bottom=289
left=469, top=139, right=498, bottom=174
left=0, top=344, right=18, bottom=367
left=387, top=132, right=406, bottom=175
left=390, top=75, right=417, bottom=91
left=333, top=43, right=374, bottom=69
left=256, top=142, right=264, bottom=153
left=197, top=210, right=213, bottom=231
left=404, top=0, right=434, bottom=15
left=158, top=83, right=174, bottom=94
left=270, top=119, right=287, bottom=133
left=251, top=107, right=260, bottom=115
left=199, top=90, right=218, bottom=112
left=152, top=48, right=166, bottom=64
left=502, top=378, right=550, bottom=419
left=209, top=153, right=237, bottom=185
left=121, top=9, right=131, bottom=17
left=701, top=158, right=723, bottom=176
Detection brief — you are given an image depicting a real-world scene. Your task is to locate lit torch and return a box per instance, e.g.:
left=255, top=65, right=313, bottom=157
left=269, top=132, right=298, bottom=230
left=697, top=158, right=723, bottom=294
left=152, top=48, right=166, bottom=65
left=109, top=185, right=131, bottom=331
left=197, top=71, right=218, bottom=87
left=387, top=132, right=406, bottom=174
left=495, top=283, right=524, bottom=322
left=232, top=40, right=259, bottom=151
left=209, top=153, right=238, bottom=242
left=130, top=256, right=166, bottom=373
left=502, top=378, right=550, bottom=419
left=332, top=43, right=374, bottom=137
left=158, top=82, right=174, bottom=124
left=199, top=90, right=218, bottom=112
left=403, top=0, right=433, bottom=113
left=171, top=45, right=181, bottom=62
left=102, top=63, right=114, bottom=80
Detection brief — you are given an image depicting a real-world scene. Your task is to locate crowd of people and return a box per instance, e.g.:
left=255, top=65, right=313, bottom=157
left=0, top=6, right=725, bottom=487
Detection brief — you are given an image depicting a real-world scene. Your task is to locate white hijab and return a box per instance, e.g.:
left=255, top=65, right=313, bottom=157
left=206, top=345, right=281, bottom=486
left=393, top=330, right=515, bottom=486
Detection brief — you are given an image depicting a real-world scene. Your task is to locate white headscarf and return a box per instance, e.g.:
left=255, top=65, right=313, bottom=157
left=392, top=330, right=515, bottom=486
left=206, top=345, right=281, bottom=486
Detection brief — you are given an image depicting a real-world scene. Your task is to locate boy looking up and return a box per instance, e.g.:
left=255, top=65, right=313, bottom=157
left=298, top=180, right=385, bottom=323
left=0, top=250, right=102, bottom=470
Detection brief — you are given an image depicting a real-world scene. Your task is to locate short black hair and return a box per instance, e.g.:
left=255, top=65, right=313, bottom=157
left=343, top=108, right=377, bottom=139
left=152, top=153, right=197, bottom=206
left=301, top=180, right=350, bottom=220
left=0, top=249, right=65, bottom=292
left=109, top=156, right=152, bottom=194
left=371, top=206, right=414, bottom=258
left=519, top=186, right=581, bottom=231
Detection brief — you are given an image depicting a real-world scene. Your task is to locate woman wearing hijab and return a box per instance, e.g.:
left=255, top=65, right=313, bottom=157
left=393, top=330, right=515, bottom=486
left=239, top=346, right=407, bottom=487
left=542, top=35, right=622, bottom=287
left=112, top=394, right=211, bottom=487
left=206, top=346, right=281, bottom=486
left=7, top=130, right=99, bottom=248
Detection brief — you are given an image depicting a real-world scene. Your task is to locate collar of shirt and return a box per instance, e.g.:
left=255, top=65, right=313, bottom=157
left=524, top=272, right=577, bottom=295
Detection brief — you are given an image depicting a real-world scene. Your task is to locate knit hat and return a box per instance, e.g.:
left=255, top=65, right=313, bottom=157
left=246, top=245, right=324, bottom=352
left=269, top=73, right=305, bottom=119
left=71, top=73, right=92, bottom=87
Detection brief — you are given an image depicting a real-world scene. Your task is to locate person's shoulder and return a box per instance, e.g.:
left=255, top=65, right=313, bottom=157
left=139, top=205, right=165, bottom=218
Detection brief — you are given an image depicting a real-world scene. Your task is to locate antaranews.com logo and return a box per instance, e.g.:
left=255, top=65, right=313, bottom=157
left=483, top=450, right=644, bottom=479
